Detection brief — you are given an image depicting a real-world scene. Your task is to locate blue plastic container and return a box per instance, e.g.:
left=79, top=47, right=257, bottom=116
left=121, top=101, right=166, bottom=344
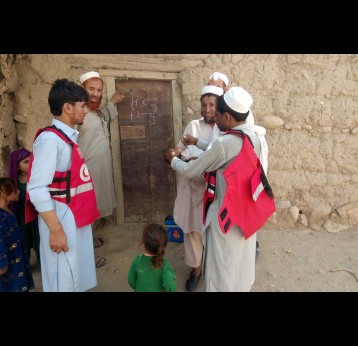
left=164, top=215, right=184, bottom=243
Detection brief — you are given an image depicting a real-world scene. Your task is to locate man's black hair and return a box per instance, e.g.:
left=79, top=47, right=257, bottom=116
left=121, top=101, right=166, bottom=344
left=216, top=94, right=249, bottom=122
left=48, top=78, right=88, bottom=116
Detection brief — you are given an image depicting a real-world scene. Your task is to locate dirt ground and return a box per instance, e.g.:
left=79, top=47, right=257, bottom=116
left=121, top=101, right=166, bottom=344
left=30, top=222, right=358, bottom=292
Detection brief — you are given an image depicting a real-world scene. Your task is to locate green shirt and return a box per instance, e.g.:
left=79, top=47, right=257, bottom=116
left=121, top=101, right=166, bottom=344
left=128, top=254, right=177, bottom=292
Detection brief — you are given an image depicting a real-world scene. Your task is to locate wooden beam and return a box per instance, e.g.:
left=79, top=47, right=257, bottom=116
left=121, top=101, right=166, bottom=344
left=99, top=69, right=178, bottom=80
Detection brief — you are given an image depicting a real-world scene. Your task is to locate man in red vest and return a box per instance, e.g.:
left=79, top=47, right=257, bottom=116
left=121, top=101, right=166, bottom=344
left=185, top=72, right=267, bottom=259
left=165, top=86, right=275, bottom=292
left=26, top=79, right=99, bottom=292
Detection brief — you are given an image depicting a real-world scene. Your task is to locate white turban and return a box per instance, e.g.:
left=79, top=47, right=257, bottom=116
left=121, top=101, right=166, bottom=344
left=201, top=85, right=224, bottom=96
left=79, top=71, right=101, bottom=84
left=209, top=72, right=229, bottom=86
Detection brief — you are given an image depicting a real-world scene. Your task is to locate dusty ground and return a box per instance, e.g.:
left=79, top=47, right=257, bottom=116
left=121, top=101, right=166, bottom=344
left=30, top=222, right=358, bottom=292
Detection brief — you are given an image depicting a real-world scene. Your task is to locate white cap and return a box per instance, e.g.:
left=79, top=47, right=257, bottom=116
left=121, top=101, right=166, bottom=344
left=223, top=86, right=253, bottom=113
left=209, top=72, right=229, bottom=86
left=79, top=71, right=101, bottom=84
left=201, top=85, right=224, bottom=96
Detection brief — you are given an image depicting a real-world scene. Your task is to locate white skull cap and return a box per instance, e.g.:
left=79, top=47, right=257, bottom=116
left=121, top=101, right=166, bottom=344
left=201, top=85, right=224, bottom=96
left=209, top=72, right=229, bottom=86
left=79, top=71, right=101, bottom=84
left=223, top=86, right=253, bottom=113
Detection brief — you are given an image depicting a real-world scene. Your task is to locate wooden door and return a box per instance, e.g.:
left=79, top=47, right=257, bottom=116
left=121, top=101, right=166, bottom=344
left=115, top=79, right=176, bottom=223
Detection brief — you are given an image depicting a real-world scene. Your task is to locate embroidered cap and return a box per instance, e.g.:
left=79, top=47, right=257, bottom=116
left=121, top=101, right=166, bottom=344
left=209, top=72, right=229, bottom=86
left=223, top=86, right=253, bottom=113
left=201, top=85, right=224, bottom=96
left=79, top=71, right=101, bottom=84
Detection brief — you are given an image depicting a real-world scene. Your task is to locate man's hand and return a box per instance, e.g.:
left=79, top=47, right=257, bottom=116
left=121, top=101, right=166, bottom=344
left=49, top=228, right=69, bottom=254
left=110, top=92, right=125, bottom=105
left=39, top=210, right=69, bottom=254
left=181, top=134, right=198, bottom=146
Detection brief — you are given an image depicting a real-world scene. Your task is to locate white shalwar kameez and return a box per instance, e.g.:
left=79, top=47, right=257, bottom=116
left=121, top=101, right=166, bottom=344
left=171, top=123, right=264, bottom=292
left=27, top=119, right=97, bottom=292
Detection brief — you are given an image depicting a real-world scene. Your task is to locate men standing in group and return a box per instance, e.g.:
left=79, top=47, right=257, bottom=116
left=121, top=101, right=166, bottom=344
left=77, top=71, right=125, bottom=268
left=208, top=72, right=256, bottom=132
left=208, top=72, right=268, bottom=256
left=210, top=71, right=268, bottom=171
left=26, top=78, right=98, bottom=292
left=166, top=86, right=275, bottom=292
left=173, top=84, right=224, bottom=292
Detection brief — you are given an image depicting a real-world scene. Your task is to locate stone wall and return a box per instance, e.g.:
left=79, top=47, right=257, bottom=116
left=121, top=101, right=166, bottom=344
left=0, top=54, right=20, bottom=175
left=1, top=54, right=357, bottom=232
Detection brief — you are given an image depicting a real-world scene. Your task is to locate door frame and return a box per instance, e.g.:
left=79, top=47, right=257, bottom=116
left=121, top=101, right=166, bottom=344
left=99, top=69, right=183, bottom=224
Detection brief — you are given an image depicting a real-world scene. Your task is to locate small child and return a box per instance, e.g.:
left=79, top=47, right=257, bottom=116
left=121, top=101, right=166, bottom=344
left=128, top=223, right=176, bottom=292
left=0, top=177, right=34, bottom=292
left=8, top=148, right=40, bottom=265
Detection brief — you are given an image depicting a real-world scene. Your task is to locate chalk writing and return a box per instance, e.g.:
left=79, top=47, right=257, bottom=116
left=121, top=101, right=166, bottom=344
left=129, top=96, right=163, bottom=125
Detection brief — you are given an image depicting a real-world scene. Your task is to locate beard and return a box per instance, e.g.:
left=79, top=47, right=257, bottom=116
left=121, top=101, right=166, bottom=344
left=204, top=114, right=216, bottom=125
left=87, top=97, right=102, bottom=111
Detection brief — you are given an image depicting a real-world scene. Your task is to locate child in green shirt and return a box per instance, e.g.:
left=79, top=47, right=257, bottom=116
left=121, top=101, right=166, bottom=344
left=128, top=223, right=176, bottom=292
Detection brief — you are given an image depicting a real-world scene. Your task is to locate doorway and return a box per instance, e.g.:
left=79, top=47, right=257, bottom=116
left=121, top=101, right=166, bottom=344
left=100, top=70, right=183, bottom=224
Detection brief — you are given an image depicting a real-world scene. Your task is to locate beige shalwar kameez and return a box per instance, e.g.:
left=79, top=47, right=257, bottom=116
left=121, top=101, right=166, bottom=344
left=77, top=102, right=117, bottom=218
left=173, top=117, right=221, bottom=268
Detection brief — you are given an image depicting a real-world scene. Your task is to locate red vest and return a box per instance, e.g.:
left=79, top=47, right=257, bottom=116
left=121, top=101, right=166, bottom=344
left=25, top=126, right=100, bottom=228
left=202, top=171, right=216, bottom=224
left=203, top=129, right=276, bottom=239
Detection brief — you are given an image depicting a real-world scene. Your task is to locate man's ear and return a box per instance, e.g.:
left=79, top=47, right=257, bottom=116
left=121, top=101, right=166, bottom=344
left=63, top=102, right=72, bottom=113
left=223, top=112, right=231, bottom=120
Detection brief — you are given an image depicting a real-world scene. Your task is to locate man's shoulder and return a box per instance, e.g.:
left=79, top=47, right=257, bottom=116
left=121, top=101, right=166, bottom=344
left=185, top=118, right=205, bottom=129
left=36, top=129, right=62, bottom=140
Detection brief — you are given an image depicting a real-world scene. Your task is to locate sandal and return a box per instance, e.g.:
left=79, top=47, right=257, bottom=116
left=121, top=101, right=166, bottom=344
left=95, top=256, right=107, bottom=268
left=93, top=237, right=104, bottom=248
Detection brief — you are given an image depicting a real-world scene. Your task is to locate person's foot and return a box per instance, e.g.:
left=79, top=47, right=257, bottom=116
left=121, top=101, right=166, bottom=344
left=93, top=237, right=104, bottom=248
left=186, top=270, right=201, bottom=292
left=95, top=256, right=107, bottom=268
